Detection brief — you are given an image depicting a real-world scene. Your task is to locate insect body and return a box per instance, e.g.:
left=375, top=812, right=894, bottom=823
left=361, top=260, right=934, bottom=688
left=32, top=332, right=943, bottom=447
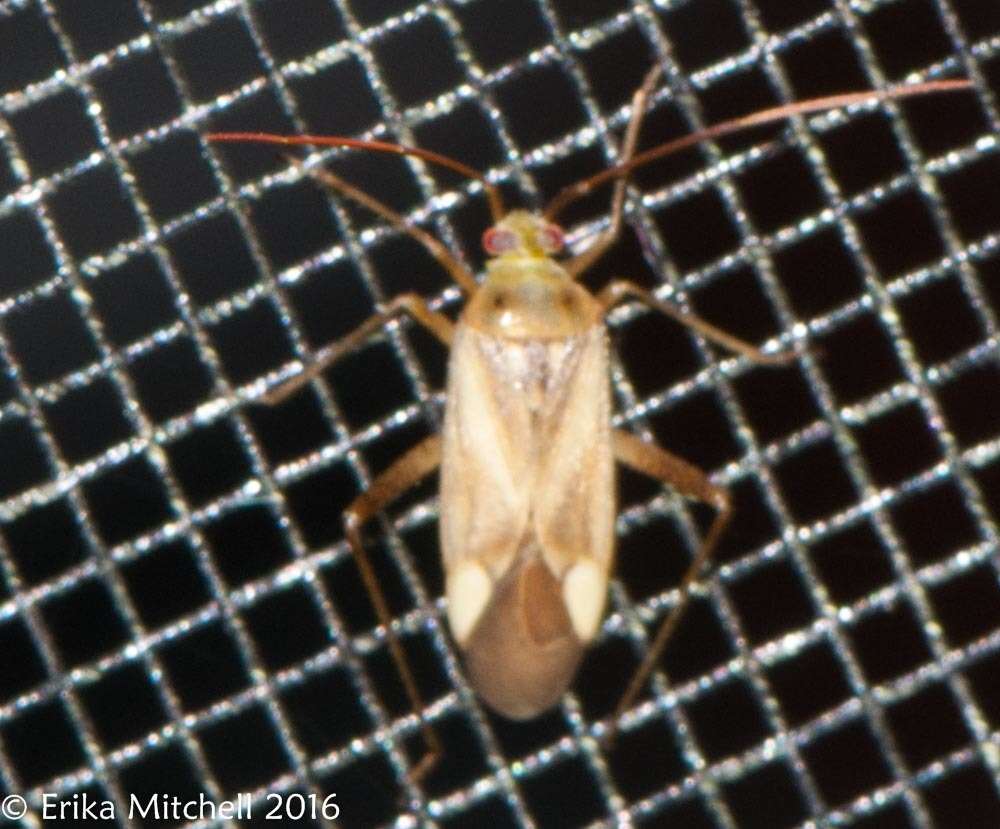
left=441, top=212, right=615, bottom=718
left=207, top=71, right=971, bottom=771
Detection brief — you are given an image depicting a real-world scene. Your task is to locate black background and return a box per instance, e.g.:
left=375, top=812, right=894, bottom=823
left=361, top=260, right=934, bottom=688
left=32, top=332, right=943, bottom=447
left=0, top=1, right=999, bottom=827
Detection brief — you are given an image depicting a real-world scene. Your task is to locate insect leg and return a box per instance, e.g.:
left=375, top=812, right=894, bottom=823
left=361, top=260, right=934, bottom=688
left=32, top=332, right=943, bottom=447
left=343, top=434, right=444, bottom=783
left=609, top=429, right=732, bottom=732
left=565, top=64, right=663, bottom=279
left=597, top=279, right=798, bottom=365
left=262, top=293, right=454, bottom=405
left=289, top=156, right=478, bottom=294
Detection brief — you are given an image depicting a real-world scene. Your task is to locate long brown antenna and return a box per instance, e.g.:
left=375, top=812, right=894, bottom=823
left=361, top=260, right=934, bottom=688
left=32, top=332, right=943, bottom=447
left=544, top=78, right=973, bottom=221
left=207, top=132, right=505, bottom=223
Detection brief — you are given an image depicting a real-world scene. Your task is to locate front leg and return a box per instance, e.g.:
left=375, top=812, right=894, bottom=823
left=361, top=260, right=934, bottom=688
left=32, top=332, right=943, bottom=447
left=610, top=429, right=732, bottom=731
left=262, top=293, right=454, bottom=405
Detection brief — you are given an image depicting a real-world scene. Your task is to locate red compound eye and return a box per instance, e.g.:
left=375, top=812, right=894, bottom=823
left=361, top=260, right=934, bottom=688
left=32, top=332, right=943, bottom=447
left=538, top=224, right=565, bottom=253
left=482, top=227, right=518, bottom=255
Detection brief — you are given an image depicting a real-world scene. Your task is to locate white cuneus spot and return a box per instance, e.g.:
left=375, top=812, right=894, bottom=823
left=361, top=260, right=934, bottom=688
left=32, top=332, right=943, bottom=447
left=562, top=560, right=606, bottom=642
left=446, top=562, right=493, bottom=645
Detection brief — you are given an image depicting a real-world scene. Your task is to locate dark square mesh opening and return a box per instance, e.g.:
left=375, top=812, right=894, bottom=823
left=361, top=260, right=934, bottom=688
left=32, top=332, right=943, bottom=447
left=684, top=678, right=774, bottom=761
left=897, top=273, right=985, bottom=365
left=853, top=403, right=943, bottom=488
left=255, top=0, right=347, bottom=64
left=2, top=497, right=91, bottom=586
left=889, top=478, right=983, bottom=567
left=923, top=762, right=1000, bottom=826
left=1, top=699, right=86, bottom=787
left=817, top=111, right=910, bottom=196
left=728, top=558, right=816, bottom=645
left=937, top=361, right=1000, bottom=448
left=653, top=186, right=742, bottom=271
left=808, top=521, right=896, bottom=604
left=319, top=752, right=397, bottom=827
left=0, top=616, right=49, bottom=703
left=248, top=177, right=341, bottom=271
left=938, top=151, right=1000, bottom=242
left=607, top=715, right=688, bottom=800
left=0, top=6, right=66, bottom=94
left=418, top=713, right=492, bottom=800
left=801, top=717, right=894, bottom=808
left=722, top=760, right=811, bottom=829
left=615, top=301, right=704, bottom=394
left=0, top=416, right=50, bottom=499
left=208, top=300, right=296, bottom=385
left=169, top=212, right=260, bottom=306
left=854, top=189, right=947, bottom=278
left=454, top=0, right=549, bottom=71
left=372, top=16, right=465, bottom=109
left=649, top=388, right=742, bottom=470
left=203, top=505, right=295, bottom=586
left=89, top=254, right=179, bottom=346
left=493, top=63, right=588, bottom=150
left=862, top=0, right=956, bottom=80
left=572, top=634, right=643, bottom=720
left=928, top=564, right=1000, bottom=648
left=658, top=596, right=739, bottom=685
left=165, top=418, right=253, bottom=507
left=197, top=704, right=291, bottom=793
left=78, top=661, right=170, bottom=750
left=284, top=461, right=359, bottom=549
left=127, top=335, right=216, bottom=423
left=130, top=132, right=221, bottom=223
left=732, top=362, right=822, bottom=444
left=40, top=576, right=131, bottom=667
left=51, top=0, right=145, bottom=58
left=691, top=265, right=785, bottom=351
left=91, top=50, right=182, bottom=138
left=10, top=89, right=100, bottom=177
left=4, top=288, right=100, bottom=384
left=120, top=539, right=212, bottom=628
left=48, top=165, right=142, bottom=259
left=280, top=668, right=374, bottom=757
left=735, top=147, right=826, bottom=235
left=885, top=681, right=973, bottom=772
left=580, top=26, right=656, bottom=114
left=158, top=622, right=252, bottom=712
left=658, top=0, right=752, bottom=72
left=118, top=744, right=203, bottom=828
left=173, top=14, right=267, bottom=103
left=846, top=600, right=936, bottom=685
left=816, top=312, right=907, bottom=406
left=363, top=630, right=452, bottom=718
left=82, top=455, right=175, bottom=546
left=773, top=438, right=859, bottom=524
left=43, top=378, right=134, bottom=463
left=288, top=54, right=382, bottom=137
left=242, top=584, right=332, bottom=672
left=0, top=210, right=56, bottom=300
left=766, top=640, right=853, bottom=727
left=519, top=756, right=609, bottom=827
left=772, top=226, right=865, bottom=318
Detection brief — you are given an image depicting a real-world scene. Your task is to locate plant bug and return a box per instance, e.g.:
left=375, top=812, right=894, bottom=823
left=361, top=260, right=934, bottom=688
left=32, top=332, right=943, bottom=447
left=208, top=70, right=972, bottom=776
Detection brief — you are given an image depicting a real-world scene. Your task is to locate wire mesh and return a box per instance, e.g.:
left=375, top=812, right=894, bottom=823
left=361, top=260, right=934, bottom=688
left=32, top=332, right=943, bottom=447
left=0, top=0, right=998, bottom=827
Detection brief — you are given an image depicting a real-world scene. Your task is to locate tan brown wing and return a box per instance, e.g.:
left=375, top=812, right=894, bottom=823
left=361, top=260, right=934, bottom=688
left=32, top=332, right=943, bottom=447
left=439, top=322, right=615, bottom=717
left=462, top=546, right=583, bottom=719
